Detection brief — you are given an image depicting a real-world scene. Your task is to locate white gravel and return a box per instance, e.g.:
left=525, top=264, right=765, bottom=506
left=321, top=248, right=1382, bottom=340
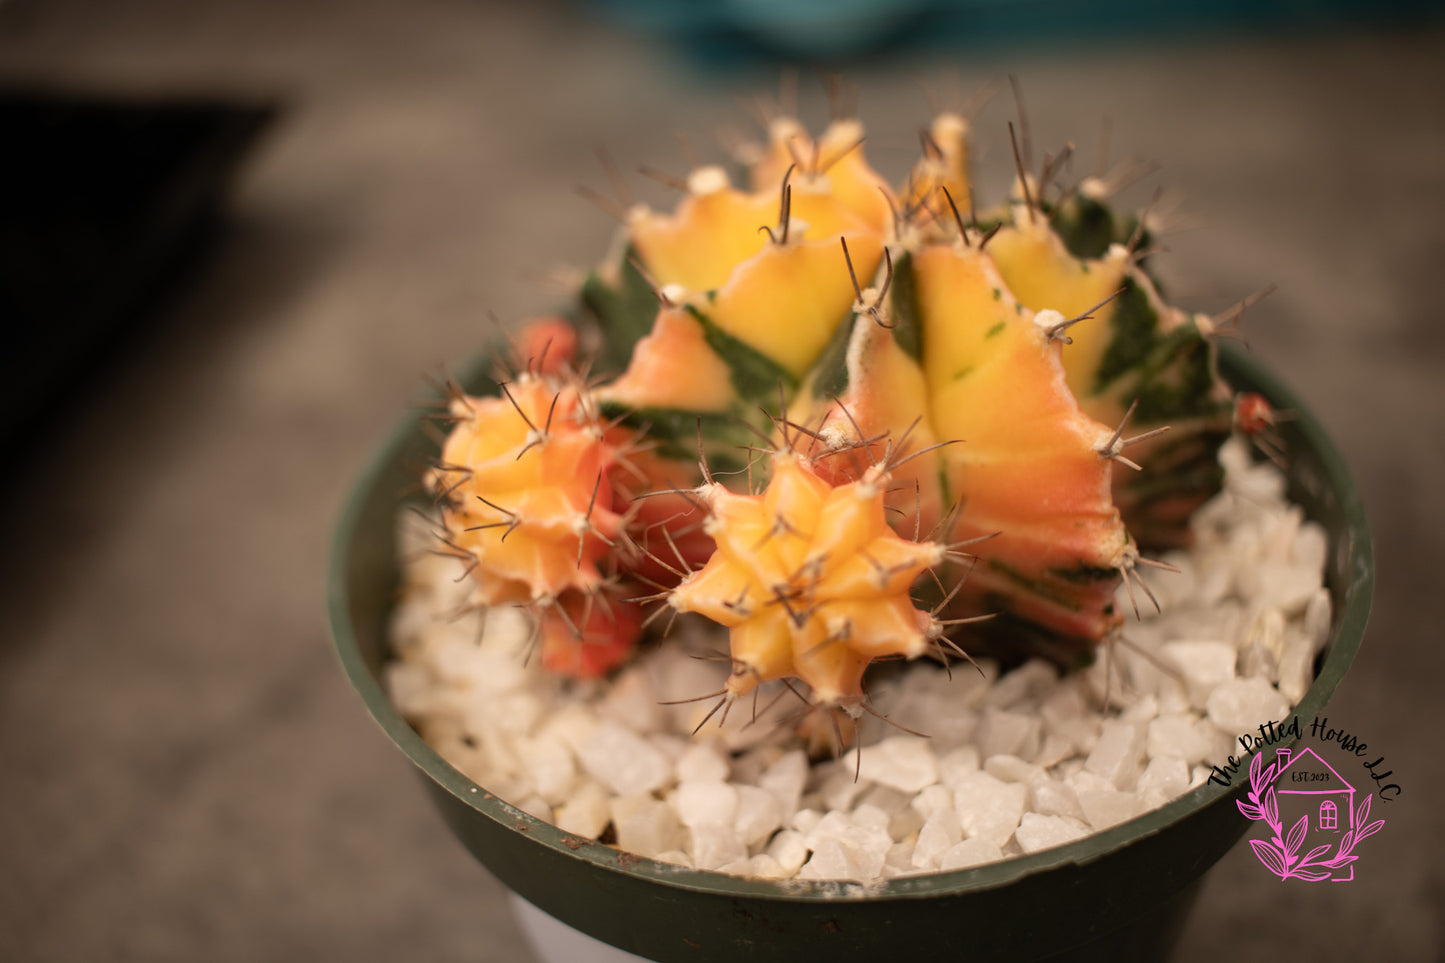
left=386, top=439, right=1330, bottom=883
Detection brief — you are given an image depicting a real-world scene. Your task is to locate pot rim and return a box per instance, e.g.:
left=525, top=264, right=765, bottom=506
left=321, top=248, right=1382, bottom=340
left=327, top=343, right=1373, bottom=903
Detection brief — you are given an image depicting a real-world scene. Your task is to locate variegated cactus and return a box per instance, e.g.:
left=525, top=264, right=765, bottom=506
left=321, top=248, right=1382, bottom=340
left=426, top=97, right=1270, bottom=720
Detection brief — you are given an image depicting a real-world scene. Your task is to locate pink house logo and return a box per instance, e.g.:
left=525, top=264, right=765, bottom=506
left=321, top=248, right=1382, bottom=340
left=1239, top=747, right=1385, bottom=882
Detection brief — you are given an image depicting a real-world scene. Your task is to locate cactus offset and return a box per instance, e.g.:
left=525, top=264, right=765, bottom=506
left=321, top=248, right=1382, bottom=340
left=427, top=371, right=644, bottom=676
left=667, top=446, right=949, bottom=711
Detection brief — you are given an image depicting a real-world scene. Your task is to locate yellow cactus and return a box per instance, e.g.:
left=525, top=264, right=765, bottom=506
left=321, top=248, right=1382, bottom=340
left=667, top=449, right=948, bottom=710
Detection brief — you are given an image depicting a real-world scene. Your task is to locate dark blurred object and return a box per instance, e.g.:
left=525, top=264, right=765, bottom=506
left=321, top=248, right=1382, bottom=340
left=589, top=0, right=1444, bottom=62
left=0, top=89, right=276, bottom=444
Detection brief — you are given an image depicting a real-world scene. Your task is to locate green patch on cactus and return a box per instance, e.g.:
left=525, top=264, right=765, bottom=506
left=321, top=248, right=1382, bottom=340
left=1051, top=193, right=1147, bottom=262
left=804, top=303, right=859, bottom=402
left=1048, top=563, right=1124, bottom=585
left=969, top=603, right=1100, bottom=671
left=986, top=559, right=1088, bottom=612
left=1091, top=277, right=1156, bottom=395
left=1051, top=194, right=1114, bottom=259
left=582, top=249, right=657, bottom=374
left=1127, top=328, right=1227, bottom=425
left=951, top=366, right=974, bottom=381
left=985, top=321, right=1005, bottom=339
left=884, top=249, right=923, bottom=363
left=684, top=304, right=798, bottom=399
left=597, top=401, right=750, bottom=473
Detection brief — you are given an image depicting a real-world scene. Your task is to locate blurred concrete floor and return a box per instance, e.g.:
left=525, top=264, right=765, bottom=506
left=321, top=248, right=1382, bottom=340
left=0, top=1, right=1441, bottom=960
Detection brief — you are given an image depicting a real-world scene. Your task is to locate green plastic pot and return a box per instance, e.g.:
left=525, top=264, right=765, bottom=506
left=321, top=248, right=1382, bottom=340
left=329, top=345, right=1373, bottom=962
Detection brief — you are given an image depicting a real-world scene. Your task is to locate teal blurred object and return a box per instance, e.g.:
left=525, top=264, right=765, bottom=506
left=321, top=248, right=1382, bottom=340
left=587, top=0, right=1442, bottom=61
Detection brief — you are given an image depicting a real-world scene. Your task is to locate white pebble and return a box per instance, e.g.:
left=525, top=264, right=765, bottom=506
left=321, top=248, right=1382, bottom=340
left=578, top=721, right=671, bottom=796
left=792, top=809, right=822, bottom=835
left=1028, top=776, right=1085, bottom=822
left=1206, top=677, right=1289, bottom=736
left=1015, top=813, right=1090, bottom=853
left=938, top=838, right=1005, bottom=871
left=858, top=736, right=938, bottom=793
left=748, top=854, right=788, bottom=879
left=690, top=823, right=748, bottom=871
left=911, top=784, right=956, bottom=820
left=884, top=841, right=916, bottom=874
left=758, top=750, right=809, bottom=816
left=987, top=660, right=1058, bottom=708
left=820, top=767, right=873, bottom=812
left=799, top=813, right=891, bottom=880
left=652, top=850, right=693, bottom=868
left=1065, top=769, right=1118, bottom=795
left=514, top=795, right=553, bottom=822
left=1163, top=641, right=1237, bottom=706
left=384, top=661, right=441, bottom=718
left=676, top=742, right=730, bottom=783
left=1085, top=721, right=1146, bottom=790
left=1277, top=627, right=1315, bottom=705
left=733, top=785, right=783, bottom=846
left=765, top=830, right=809, bottom=875
left=674, top=780, right=739, bottom=829
left=521, top=733, right=577, bottom=806
left=1137, top=756, right=1190, bottom=802
left=1147, top=715, right=1213, bottom=766
left=984, top=754, right=1042, bottom=784
left=1248, top=564, right=1320, bottom=614
left=856, top=784, right=911, bottom=815
left=552, top=779, right=610, bottom=839
left=851, top=804, right=892, bottom=834
left=912, top=806, right=963, bottom=869
left=598, top=665, right=663, bottom=732
left=1033, top=734, right=1074, bottom=769
left=1078, top=790, right=1142, bottom=831
left=1303, top=589, right=1332, bottom=654
left=937, top=745, right=982, bottom=786
left=951, top=770, right=1026, bottom=847
left=1118, top=694, right=1158, bottom=724
left=798, top=839, right=871, bottom=881
left=612, top=796, right=685, bottom=858
left=977, top=707, right=1042, bottom=760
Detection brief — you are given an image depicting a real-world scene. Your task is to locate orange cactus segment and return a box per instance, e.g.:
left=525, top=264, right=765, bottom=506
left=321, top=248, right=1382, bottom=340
left=911, top=245, right=1021, bottom=407
left=671, top=452, right=944, bottom=708
left=701, top=234, right=883, bottom=377
left=670, top=553, right=757, bottom=626
left=903, top=112, right=973, bottom=228
left=804, top=315, right=949, bottom=544
left=598, top=305, right=736, bottom=413
left=430, top=374, right=626, bottom=606
left=985, top=222, right=1131, bottom=402
left=629, top=174, right=773, bottom=293
left=751, top=118, right=894, bottom=236
left=816, top=598, right=933, bottom=660
left=631, top=159, right=881, bottom=298
left=824, top=532, right=944, bottom=600
left=513, top=316, right=578, bottom=376
left=791, top=619, right=873, bottom=708
left=909, top=243, right=1128, bottom=643
left=538, top=592, right=642, bottom=679
left=806, top=482, right=885, bottom=576
left=725, top=606, right=798, bottom=697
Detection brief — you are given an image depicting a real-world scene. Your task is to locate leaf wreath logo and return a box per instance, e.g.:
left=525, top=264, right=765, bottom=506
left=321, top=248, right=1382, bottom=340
left=1237, top=747, right=1385, bottom=882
